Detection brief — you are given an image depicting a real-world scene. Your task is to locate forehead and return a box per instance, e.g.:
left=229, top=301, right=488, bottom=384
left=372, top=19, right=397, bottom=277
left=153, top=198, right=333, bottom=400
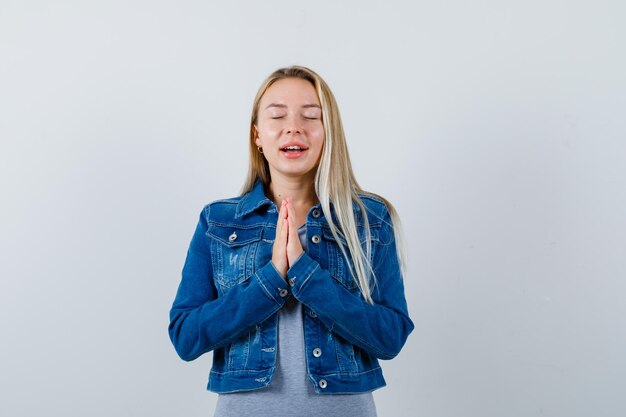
left=260, top=77, right=320, bottom=106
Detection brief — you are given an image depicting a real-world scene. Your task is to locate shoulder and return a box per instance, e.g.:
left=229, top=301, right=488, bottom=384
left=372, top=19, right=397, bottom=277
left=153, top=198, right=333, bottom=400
left=355, top=192, right=393, bottom=226
left=200, top=195, right=245, bottom=224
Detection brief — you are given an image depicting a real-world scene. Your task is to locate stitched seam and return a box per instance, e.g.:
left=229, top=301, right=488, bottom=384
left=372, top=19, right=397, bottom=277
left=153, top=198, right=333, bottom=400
left=312, top=366, right=383, bottom=377
left=254, top=271, right=280, bottom=305
left=208, top=221, right=268, bottom=229
left=334, top=321, right=392, bottom=359
left=204, top=307, right=279, bottom=353
left=296, top=263, right=319, bottom=294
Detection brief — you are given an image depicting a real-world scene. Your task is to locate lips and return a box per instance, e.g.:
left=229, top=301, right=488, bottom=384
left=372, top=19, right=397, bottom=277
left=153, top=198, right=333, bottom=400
left=279, top=141, right=309, bottom=159
left=279, top=141, right=309, bottom=152
left=281, top=145, right=306, bottom=152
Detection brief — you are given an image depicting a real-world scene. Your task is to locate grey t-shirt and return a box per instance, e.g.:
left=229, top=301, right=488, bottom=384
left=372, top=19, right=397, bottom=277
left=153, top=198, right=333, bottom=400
left=213, top=225, right=377, bottom=417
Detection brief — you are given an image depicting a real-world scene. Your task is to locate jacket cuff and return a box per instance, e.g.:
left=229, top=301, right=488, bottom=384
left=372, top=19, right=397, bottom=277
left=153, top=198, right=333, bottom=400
left=254, top=261, right=292, bottom=305
left=286, top=252, right=320, bottom=295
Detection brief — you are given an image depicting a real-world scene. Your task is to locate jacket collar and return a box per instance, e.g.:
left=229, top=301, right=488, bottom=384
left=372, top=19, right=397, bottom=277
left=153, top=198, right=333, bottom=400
left=235, top=179, right=363, bottom=219
left=236, top=180, right=274, bottom=218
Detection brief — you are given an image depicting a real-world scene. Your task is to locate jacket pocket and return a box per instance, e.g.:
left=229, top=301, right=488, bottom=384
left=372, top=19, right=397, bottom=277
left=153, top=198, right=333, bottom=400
left=207, top=223, right=265, bottom=293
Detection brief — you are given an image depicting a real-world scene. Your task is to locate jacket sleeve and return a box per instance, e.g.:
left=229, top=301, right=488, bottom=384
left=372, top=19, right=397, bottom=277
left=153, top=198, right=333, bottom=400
left=168, top=207, right=290, bottom=362
left=288, top=207, right=414, bottom=360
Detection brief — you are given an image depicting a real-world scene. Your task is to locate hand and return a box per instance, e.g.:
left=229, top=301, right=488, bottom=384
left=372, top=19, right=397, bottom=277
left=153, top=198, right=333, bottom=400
left=284, top=197, right=304, bottom=267
left=271, top=200, right=289, bottom=279
left=271, top=198, right=304, bottom=280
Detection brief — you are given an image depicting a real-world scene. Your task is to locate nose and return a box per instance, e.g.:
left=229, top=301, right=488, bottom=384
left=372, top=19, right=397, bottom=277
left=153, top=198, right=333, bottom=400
left=285, top=115, right=302, bottom=135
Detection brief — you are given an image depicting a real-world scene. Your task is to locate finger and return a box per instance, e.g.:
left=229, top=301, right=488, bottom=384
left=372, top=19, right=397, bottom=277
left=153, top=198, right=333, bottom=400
left=286, top=199, right=303, bottom=265
left=275, top=209, right=288, bottom=251
left=281, top=217, right=289, bottom=245
left=275, top=199, right=285, bottom=235
left=280, top=200, right=289, bottom=247
left=272, top=215, right=289, bottom=279
left=275, top=208, right=287, bottom=251
left=286, top=197, right=296, bottom=230
left=285, top=197, right=296, bottom=237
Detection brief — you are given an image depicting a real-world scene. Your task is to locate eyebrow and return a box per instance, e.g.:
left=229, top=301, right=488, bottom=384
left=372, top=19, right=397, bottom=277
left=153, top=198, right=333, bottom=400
left=264, top=103, right=321, bottom=110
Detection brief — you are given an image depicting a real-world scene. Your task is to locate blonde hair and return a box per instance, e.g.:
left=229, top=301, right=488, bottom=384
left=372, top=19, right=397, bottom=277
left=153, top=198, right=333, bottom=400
left=242, top=65, right=405, bottom=304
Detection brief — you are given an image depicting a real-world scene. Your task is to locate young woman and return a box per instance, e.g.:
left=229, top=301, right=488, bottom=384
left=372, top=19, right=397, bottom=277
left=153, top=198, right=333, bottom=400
left=168, top=66, right=414, bottom=416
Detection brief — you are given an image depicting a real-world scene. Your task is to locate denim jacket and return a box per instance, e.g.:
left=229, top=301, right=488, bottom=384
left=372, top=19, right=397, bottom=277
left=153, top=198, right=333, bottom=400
left=168, top=181, right=414, bottom=394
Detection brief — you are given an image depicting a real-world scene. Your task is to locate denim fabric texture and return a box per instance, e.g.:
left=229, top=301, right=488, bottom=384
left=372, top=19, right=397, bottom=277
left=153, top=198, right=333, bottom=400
left=168, top=181, right=414, bottom=394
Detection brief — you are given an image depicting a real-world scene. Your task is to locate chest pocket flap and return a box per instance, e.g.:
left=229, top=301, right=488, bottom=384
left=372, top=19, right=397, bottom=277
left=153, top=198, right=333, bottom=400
left=321, top=226, right=379, bottom=291
left=207, top=224, right=264, bottom=247
left=207, top=223, right=266, bottom=291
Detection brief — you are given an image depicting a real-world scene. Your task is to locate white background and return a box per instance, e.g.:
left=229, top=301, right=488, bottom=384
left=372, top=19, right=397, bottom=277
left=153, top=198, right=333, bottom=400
left=1, top=1, right=625, bottom=416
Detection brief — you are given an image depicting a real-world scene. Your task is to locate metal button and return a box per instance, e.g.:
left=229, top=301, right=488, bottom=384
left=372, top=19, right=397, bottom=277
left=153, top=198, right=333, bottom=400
left=288, top=278, right=296, bottom=287
left=309, top=310, right=317, bottom=318
left=313, top=348, right=322, bottom=358
left=312, top=209, right=321, bottom=218
left=319, top=379, right=328, bottom=389
left=311, top=235, right=321, bottom=244
left=279, top=288, right=289, bottom=298
left=228, top=232, right=237, bottom=242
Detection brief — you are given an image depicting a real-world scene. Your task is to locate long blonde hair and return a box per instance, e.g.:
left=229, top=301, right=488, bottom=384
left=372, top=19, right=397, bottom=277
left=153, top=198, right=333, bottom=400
left=242, top=65, right=405, bottom=303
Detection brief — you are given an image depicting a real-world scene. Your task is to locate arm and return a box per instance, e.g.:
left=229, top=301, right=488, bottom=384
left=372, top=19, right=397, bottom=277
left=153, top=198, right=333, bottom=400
left=288, top=209, right=414, bottom=360
left=168, top=208, right=289, bottom=361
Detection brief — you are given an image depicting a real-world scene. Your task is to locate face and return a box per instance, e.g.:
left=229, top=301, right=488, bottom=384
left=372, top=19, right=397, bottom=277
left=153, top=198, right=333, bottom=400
left=254, top=77, right=325, bottom=182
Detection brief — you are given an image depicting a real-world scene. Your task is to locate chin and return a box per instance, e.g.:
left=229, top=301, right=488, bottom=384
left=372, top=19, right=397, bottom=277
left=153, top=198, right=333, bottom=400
left=277, top=166, right=317, bottom=178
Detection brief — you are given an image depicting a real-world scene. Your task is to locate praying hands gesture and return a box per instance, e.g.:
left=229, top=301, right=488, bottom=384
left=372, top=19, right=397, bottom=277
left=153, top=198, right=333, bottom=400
left=271, top=197, right=304, bottom=280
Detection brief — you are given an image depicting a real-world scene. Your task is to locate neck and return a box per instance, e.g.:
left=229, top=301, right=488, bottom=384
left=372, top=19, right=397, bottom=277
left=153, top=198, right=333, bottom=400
left=267, top=175, right=318, bottom=210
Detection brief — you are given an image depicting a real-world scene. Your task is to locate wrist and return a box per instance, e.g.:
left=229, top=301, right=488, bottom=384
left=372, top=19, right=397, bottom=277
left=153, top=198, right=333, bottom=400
left=270, top=260, right=287, bottom=279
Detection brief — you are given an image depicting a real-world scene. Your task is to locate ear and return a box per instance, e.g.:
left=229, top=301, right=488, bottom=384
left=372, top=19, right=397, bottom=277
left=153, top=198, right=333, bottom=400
left=253, top=125, right=260, bottom=143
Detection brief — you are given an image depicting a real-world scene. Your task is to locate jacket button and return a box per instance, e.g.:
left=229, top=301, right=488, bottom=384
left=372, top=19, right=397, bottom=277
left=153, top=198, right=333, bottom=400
left=312, top=209, right=321, bottom=218
left=228, top=232, right=237, bottom=242
left=309, top=310, right=317, bottom=318
left=279, top=288, right=289, bottom=298
left=288, top=278, right=295, bottom=287
left=313, top=348, right=322, bottom=358
left=311, top=235, right=321, bottom=244
left=319, top=379, right=327, bottom=389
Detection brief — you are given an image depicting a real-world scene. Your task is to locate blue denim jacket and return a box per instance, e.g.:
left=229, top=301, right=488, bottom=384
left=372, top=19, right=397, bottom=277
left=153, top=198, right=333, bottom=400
left=168, top=181, right=414, bottom=394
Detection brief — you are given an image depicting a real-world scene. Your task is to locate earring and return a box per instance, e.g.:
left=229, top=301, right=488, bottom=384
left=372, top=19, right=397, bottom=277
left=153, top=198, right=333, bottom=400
left=257, top=146, right=263, bottom=154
